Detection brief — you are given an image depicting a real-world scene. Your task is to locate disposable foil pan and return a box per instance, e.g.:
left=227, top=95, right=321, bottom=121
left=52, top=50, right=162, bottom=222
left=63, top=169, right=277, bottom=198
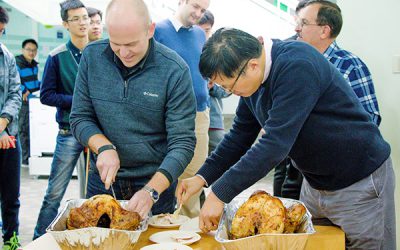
left=47, top=199, right=148, bottom=250
left=215, top=196, right=315, bottom=250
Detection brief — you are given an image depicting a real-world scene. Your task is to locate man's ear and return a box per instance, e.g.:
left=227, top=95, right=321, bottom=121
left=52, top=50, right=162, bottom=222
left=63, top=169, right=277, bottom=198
left=62, top=21, right=69, bottom=30
left=320, top=25, right=332, bottom=40
left=147, top=22, right=156, bottom=39
left=248, top=58, right=260, bottom=72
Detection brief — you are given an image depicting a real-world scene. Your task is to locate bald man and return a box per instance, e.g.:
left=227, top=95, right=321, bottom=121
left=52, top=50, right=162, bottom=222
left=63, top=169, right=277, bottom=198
left=70, top=0, right=197, bottom=219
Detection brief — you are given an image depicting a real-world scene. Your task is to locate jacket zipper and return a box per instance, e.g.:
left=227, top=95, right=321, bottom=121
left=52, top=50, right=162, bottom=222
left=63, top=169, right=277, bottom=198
left=124, top=80, right=128, bottom=98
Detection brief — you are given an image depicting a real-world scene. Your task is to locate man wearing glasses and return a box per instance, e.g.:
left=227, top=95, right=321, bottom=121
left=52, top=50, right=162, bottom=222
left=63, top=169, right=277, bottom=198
left=15, top=39, right=40, bottom=168
left=87, top=7, right=103, bottom=42
left=34, top=0, right=89, bottom=239
left=176, top=28, right=395, bottom=249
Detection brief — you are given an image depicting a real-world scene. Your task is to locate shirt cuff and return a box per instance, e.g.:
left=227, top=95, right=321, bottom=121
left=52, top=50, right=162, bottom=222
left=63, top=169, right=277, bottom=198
left=157, top=169, right=173, bottom=185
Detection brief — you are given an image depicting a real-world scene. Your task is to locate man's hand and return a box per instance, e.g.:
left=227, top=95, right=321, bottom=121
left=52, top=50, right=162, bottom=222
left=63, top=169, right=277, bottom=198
left=23, top=90, right=30, bottom=102
left=96, top=149, right=120, bottom=190
left=0, top=133, right=15, bottom=149
left=199, top=191, right=224, bottom=233
left=127, top=189, right=153, bottom=219
left=176, top=176, right=205, bottom=205
left=0, top=117, right=9, bottom=134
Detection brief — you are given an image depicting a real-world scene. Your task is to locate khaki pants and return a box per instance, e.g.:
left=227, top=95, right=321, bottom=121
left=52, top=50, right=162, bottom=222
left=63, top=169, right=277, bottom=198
left=179, top=109, right=209, bottom=218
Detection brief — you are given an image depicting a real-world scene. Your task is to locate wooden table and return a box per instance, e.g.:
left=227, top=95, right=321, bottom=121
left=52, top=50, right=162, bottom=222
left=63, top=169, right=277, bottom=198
left=134, top=225, right=345, bottom=250
left=24, top=225, right=344, bottom=250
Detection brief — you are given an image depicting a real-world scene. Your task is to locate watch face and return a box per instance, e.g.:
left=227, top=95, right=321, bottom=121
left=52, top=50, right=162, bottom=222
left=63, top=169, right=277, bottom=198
left=152, top=191, right=159, bottom=201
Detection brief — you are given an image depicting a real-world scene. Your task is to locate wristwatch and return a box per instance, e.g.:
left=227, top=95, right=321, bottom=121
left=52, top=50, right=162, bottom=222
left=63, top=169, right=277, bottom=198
left=97, top=144, right=116, bottom=155
left=142, top=185, right=160, bottom=203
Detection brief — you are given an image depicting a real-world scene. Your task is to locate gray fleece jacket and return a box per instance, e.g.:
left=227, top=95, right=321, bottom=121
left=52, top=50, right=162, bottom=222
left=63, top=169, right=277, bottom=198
left=70, top=39, right=196, bottom=182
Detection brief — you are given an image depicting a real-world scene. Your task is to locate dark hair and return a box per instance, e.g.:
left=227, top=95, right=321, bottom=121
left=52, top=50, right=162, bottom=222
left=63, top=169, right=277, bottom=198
left=87, top=7, right=102, bottom=20
left=59, top=0, right=86, bottom=22
left=0, top=6, right=9, bottom=24
left=295, top=0, right=310, bottom=14
left=306, top=0, right=342, bottom=38
left=22, top=39, right=38, bottom=48
left=199, top=28, right=262, bottom=80
left=198, top=10, right=214, bottom=27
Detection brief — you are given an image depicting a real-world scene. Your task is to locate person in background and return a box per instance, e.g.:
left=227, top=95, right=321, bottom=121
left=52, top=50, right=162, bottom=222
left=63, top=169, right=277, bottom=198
left=15, top=39, right=40, bottom=167
left=0, top=6, right=22, bottom=249
left=70, top=0, right=196, bottom=220
left=33, top=0, right=89, bottom=239
left=154, top=0, right=211, bottom=218
left=177, top=28, right=395, bottom=249
left=296, top=0, right=381, bottom=124
left=87, top=6, right=103, bottom=42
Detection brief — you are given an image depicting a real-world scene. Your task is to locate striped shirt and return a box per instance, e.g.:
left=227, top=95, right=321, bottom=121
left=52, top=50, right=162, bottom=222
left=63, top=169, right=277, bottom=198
left=323, top=41, right=381, bottom=125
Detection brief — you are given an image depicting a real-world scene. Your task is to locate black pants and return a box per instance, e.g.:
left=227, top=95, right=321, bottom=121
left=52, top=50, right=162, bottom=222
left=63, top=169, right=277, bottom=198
left=0, top=137, right=21, bottom=244
left=273, top=158, right=303, bottom=200
left=18, top=101, right=30, bottom=165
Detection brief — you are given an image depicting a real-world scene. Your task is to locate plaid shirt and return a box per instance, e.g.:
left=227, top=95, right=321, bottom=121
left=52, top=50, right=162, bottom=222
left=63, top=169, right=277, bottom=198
left=323, top=41, right=381, bottom=125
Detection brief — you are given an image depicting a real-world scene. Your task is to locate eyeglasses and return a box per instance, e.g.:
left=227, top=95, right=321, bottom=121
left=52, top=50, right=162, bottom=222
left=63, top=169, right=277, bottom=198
left=67, top=16, right=90, bottom=24
left=296, top=19, right=324, bottom=28
left=24, top=48, right=37, bottom=53
left=220, top=59, right=250, bottom=94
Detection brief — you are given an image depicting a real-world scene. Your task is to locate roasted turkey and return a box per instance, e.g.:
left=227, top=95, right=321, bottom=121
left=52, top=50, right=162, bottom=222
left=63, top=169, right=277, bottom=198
left=67, top=194, right=141, bottom=230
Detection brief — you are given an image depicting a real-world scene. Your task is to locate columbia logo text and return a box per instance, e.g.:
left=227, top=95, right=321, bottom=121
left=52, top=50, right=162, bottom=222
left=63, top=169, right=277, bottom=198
left=143, top=92, right=159, bottom=97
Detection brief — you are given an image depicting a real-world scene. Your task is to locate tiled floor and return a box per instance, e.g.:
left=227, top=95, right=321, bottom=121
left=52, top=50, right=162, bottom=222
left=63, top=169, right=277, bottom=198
left=1, top=165, right=274, bottom=248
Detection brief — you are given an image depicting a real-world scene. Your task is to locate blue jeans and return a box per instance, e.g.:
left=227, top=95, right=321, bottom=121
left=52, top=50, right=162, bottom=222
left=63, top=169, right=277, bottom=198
left=0, top=137, right=21, bottom=244
left=33, top=132, right=83, bottom=239
left=87, top=158, right=176, bottom=215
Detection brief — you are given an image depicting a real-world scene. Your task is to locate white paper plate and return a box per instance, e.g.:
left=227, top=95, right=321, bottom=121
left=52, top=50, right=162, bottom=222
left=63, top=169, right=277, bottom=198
left=149, top=230, right=201, bottom=245
left=179, top=217, right=201, bottom=233
left=140, top=242, right=193, bottom=250
left=149, top=214, right=190, bottom=228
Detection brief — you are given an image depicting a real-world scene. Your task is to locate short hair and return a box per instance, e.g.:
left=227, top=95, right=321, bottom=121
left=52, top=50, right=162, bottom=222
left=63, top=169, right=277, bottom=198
left=199, top=28, right=262, bottom=80
left=87, top=7, right=102, bottom=20
left=305, top=0, right=342, bottom=38
left=59, top=0, right=86, bottom=22
left=295, top=0, right=310, bottom=14
left=198, top=10, right=214, bottom=27
left=0, top=6, right=9, bottom=24
left=22, top=39, right=38, bottom=48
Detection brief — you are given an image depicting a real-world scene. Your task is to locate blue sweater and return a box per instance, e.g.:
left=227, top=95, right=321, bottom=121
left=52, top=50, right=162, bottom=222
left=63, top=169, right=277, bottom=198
left=197, top=40, right=390, bottom=203
left=154, top=19, right=209, bottom=111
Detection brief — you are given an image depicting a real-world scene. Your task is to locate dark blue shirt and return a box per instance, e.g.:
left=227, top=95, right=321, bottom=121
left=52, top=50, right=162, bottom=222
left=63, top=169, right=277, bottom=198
left=197, top=40, right=390, bottom=203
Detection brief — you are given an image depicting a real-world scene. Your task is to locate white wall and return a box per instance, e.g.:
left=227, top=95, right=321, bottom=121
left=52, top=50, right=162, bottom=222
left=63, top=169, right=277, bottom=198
left=337, top=0, right=400, bottom=245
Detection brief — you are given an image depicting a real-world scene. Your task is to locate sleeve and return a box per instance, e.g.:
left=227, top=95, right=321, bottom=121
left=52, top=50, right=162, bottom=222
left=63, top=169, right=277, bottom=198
left=1, top=56, right=21, bottom=123
left=345, top=63, right=381, bottom=126
left=206, top=58, right=321, bottom=203
left=70, top=53, right=103, bottom=146
left=209, top=84, right=231, bottom=99
left=157, top=67, right=197, bottom=182
left=15, top=64, right=27, bottom=94
left=40, top=55, right=73, bottom=108
left=197, top=98, right=261, bottom=185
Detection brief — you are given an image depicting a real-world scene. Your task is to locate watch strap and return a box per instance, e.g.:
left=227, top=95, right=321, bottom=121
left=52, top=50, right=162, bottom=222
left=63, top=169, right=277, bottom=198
left=98, top=144, right=116, bottom=155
